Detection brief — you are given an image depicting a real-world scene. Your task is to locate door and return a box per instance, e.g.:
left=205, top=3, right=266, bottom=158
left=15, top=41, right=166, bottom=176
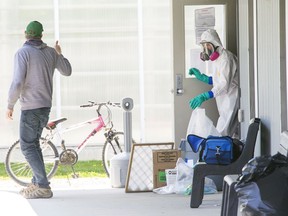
left=172, top=0, right=237, bottom=150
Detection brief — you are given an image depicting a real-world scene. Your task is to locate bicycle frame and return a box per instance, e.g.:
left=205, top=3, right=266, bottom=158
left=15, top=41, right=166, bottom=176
left=46, top=115, right=106, bottom=156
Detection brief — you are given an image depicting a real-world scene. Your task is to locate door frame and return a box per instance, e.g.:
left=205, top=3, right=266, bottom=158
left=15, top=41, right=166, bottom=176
left=172, top=0, right=238, bottom=146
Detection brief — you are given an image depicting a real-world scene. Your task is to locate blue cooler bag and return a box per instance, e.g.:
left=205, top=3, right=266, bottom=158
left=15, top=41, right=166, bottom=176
left=202, top=136, right=233, bottom=164
left=187, top=135, right=234, bottom=165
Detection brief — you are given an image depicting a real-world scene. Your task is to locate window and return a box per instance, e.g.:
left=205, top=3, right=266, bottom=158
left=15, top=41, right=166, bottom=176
left=1, top=0, right=173, bottom=152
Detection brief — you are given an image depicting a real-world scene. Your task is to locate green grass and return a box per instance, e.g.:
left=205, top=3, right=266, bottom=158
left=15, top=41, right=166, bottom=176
left=0, top=160, right=107, bottom=180
left=0, top=163, right=8, bottom=179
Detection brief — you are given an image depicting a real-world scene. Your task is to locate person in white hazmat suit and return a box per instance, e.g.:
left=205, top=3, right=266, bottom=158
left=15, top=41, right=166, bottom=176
left=189, top=29, right=239, bottom=137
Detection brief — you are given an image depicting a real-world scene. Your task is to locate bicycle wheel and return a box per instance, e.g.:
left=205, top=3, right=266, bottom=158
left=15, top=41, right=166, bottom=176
left=5, top=138, right=59, bottom=187
left=102, top=131, right=125, bottom=177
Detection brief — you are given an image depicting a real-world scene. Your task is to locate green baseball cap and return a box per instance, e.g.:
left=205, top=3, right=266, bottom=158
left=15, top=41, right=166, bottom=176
left=25, top=21, right=43, bottom=38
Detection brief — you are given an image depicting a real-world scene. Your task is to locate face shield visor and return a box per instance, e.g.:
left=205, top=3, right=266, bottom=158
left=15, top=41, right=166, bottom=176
left=200, top=42, right=219, bottom=61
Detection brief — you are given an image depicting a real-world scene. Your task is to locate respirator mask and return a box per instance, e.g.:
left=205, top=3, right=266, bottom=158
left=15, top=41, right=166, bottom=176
left=200, top=42, right=219, bottom=61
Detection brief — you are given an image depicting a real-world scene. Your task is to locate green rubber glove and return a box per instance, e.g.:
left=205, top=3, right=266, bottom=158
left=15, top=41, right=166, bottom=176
left=189, top=68, right=213, bottom=84
left=189, top=91, right=214, bottom=109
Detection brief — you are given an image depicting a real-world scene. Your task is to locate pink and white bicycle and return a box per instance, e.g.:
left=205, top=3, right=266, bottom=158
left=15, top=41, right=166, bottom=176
left=5, top=101, right=128, bottom=186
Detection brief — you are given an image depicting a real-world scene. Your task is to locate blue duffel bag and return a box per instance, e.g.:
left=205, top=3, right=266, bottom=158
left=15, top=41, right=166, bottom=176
left=187, top=134, right=235, bottom=165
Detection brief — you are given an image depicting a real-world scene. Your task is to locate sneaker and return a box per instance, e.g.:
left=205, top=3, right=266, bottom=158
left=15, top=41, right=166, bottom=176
left=19, top=183, right=34, bottom=196
left=20, top=184, right=53, bottom=199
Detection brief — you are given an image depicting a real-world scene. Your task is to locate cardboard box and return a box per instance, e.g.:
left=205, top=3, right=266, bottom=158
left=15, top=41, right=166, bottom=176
left=152, top=149, right=181, bottom=189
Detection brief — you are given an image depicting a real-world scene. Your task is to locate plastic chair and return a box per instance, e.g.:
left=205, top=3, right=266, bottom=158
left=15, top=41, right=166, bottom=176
left=188, top=118, right=261, bottom=208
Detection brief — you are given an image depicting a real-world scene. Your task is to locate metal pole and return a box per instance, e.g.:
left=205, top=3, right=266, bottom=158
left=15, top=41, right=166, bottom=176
left=123, top=111, right=132, bottom=153
left=122, top=98, right=134, bottom=153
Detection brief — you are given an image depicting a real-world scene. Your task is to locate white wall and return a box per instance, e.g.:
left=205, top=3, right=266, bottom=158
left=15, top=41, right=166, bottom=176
left=257, top=0, right=282, bottom=155
left=238, top=0, right=287, bottom=155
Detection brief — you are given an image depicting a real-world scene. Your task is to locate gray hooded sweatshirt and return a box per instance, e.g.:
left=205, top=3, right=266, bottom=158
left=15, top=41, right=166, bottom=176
left=8, top=40, right=72, bottom=110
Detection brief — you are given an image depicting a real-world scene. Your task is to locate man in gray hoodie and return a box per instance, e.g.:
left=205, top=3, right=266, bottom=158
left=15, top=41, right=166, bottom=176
left=6, top=21, right=72, bottom=199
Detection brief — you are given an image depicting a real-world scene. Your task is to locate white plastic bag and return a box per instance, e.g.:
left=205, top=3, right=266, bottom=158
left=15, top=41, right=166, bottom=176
left=174, top=158, right=217, bottom=195
left=153, top=158, right=217, bottom=195
left=153, top=158, right=192, bottom=195
left=152, top=184, right=176, bottom=194
left=186, top=108, right=220, bottom=138
left=174, top=158, right=194, bottom=194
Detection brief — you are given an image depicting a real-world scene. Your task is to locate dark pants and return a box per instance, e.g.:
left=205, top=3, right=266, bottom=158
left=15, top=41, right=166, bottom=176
left=20, top=107, right=51, bottom=188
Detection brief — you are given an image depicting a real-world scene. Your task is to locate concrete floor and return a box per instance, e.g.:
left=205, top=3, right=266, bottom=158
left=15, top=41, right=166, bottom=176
left=0, top=177, right=223, bottom=216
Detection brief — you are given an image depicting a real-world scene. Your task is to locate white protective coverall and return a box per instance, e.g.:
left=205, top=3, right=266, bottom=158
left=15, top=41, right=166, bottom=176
left=201, top=29, right=239, bottom=137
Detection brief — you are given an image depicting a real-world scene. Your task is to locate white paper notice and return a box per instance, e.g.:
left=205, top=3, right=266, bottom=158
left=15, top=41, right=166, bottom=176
left=195, top=7, right=215, bottom=27
left=195, top=7, right=215, bottom=44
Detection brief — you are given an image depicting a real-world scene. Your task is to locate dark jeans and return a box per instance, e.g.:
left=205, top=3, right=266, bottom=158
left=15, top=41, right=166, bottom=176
left=20, top=107, right=51, bottom=188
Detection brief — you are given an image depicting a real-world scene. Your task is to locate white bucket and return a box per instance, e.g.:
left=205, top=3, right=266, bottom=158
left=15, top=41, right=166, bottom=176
left=110, top=152, right=130, bottom=188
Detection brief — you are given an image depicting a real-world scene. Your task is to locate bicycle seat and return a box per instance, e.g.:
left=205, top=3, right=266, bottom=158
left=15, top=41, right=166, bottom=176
left=46, top=118, right=67, bottom=130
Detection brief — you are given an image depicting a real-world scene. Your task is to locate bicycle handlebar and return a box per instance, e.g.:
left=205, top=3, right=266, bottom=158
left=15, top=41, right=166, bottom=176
left=80, top=101, right=119, bottom=128
left=80, top=101, right=121, bottom=108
